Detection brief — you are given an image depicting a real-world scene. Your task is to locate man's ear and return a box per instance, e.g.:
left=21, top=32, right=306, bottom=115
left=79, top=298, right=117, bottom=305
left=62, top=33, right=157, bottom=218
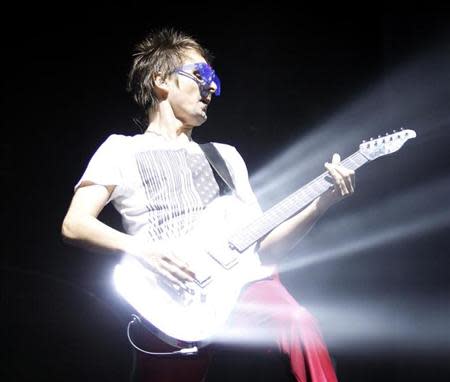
left=153, top=73, right=169, bottom=99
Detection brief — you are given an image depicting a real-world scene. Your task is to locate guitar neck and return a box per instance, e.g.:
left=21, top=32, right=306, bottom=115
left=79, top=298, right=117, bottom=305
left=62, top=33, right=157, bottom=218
left=229, top=150, right=370, bottom=252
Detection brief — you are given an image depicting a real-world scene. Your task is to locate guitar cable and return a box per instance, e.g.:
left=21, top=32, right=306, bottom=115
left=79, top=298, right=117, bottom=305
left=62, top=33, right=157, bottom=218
left=127, top=314, right=199, bottom=356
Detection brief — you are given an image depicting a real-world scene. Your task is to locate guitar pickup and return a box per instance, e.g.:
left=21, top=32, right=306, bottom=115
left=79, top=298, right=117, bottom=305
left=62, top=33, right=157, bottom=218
left=207, top=248, right=238, bottom=269
left=192, top=269, right=212, bottom=288
left=182, top=260, right=213, bottom=288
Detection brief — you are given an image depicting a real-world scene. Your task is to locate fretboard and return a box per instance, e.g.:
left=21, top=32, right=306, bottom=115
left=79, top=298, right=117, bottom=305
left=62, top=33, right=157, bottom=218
left=229, top=151, right=369, bottom=252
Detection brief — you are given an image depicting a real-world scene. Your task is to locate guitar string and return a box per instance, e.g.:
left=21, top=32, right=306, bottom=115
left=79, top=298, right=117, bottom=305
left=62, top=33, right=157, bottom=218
left=229, top=151, right=369, bottom=251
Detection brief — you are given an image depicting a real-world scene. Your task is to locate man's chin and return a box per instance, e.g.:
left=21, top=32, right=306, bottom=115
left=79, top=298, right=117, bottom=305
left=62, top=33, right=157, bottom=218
left=185, top=111, right=208, bottom=128
left=196, top=111, right=208, bottom=124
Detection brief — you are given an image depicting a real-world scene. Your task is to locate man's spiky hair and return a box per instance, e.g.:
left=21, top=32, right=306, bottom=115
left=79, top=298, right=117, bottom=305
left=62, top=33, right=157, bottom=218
left=127, top=28, right=212, bottom=119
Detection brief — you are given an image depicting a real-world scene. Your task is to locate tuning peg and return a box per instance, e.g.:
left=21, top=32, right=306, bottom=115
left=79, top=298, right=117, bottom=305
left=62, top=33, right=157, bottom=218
left=385, top=132, right=389, bottom=136
left=370, top=137, right=373, bottom=140
left=378, top=135, right=381, bottom=138
left=400, top=127, right=404, bottom=130
left=362, top=140, right=366, bottom=143
left=393, top=129, right=397, bottom=133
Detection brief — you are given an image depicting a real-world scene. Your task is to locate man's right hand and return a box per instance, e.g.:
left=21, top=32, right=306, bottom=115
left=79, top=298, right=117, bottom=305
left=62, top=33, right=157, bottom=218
left=131, top=240, right=197, bottom=294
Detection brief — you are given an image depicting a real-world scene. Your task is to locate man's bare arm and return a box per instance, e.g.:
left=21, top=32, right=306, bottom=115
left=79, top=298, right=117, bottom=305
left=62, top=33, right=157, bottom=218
left=258, top=154, right=355, bottom=264
left=61, top=184, right=196, bottom=291
left=62, top=184, right=134, bottom=254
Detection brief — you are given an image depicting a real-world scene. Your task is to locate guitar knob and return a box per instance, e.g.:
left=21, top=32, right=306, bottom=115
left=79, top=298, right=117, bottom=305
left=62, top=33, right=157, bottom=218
left=393, top=129, right=397, bottom=133
left=370, top=137, right=373, bottom=140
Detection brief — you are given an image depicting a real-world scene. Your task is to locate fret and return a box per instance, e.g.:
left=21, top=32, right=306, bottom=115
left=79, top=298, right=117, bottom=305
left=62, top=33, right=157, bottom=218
left=229, top=150, right=372, bottom=252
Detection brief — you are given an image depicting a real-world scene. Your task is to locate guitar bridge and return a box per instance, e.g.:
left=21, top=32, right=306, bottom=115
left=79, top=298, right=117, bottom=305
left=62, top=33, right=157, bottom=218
left=156, top=277, right=195, bottom=306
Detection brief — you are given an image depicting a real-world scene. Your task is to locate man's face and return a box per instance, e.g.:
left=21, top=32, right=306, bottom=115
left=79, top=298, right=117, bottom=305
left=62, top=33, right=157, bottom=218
left=166, top=49, right=219, bottom=127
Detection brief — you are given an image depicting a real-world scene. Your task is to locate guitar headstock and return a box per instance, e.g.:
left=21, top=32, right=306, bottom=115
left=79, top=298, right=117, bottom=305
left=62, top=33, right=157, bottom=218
left=359, top=128, right=416, bottom=160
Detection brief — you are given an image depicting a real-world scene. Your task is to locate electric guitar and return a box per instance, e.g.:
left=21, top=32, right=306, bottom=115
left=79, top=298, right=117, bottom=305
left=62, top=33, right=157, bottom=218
left=113, top=129, right=416, bottom=349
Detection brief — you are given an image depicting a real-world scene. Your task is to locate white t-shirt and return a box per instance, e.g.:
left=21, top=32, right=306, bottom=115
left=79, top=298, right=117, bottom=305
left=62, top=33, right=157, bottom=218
left=75, top=133, right=261, bottom=241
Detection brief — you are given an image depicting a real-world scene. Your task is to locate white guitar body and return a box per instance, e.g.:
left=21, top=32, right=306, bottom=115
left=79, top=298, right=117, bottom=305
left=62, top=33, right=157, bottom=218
left=113, top=129, right=416, bottom=349
left=113, top=195, right=269, bottom=348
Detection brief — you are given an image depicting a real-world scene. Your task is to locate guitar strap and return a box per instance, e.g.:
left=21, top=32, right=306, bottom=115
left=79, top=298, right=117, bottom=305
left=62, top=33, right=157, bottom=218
left=199, top=142, right=235, bottom=195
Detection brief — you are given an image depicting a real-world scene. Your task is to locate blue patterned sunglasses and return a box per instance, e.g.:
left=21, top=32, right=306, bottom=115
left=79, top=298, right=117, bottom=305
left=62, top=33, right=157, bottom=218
left=173, top=62, right=221, bottom=96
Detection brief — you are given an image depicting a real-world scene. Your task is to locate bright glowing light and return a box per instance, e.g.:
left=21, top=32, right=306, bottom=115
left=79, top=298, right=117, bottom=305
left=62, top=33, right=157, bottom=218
left=252, top=44, right=450, bottom=208
left=246, top=43, right=450, bottom=354
left=279, top=176, right=450, bottom=273
left=210, top=297, right=450, bottom=352
left=302, top=299, right=450, bottom=353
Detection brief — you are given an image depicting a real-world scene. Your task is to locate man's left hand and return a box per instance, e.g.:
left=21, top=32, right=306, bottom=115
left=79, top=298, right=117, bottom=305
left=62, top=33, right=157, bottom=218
left=320, top=153, right=355, bottom=208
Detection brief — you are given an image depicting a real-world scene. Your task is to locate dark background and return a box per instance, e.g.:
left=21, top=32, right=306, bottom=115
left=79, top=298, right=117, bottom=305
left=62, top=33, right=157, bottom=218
left=3, top=5, right=450, bottom=381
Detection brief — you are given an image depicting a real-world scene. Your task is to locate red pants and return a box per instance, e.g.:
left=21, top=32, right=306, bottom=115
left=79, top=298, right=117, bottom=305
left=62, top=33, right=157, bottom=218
left=134, top=274, right=338, bottom=382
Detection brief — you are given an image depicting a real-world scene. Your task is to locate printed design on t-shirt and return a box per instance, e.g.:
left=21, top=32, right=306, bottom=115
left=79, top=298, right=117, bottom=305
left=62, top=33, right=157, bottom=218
left=135, top=149, right=220, bottom=240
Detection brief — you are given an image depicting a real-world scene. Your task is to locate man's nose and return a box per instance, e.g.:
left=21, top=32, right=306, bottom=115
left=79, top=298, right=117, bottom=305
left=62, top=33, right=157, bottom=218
left=209, top=80, right=218, bottom=94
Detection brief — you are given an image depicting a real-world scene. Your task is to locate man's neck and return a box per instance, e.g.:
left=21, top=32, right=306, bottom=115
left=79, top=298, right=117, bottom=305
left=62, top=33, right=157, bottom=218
left=146, top=110, right=194, bottom=143
left=145, top=124, right=192, bottom=143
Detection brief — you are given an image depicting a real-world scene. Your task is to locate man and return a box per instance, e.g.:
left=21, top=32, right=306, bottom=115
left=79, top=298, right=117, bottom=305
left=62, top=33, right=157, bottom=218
left=62, top=28, right=354, bottom=381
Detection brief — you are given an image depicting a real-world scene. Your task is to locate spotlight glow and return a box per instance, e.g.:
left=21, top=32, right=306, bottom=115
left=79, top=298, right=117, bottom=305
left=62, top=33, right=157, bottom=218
left=247, top=42, right=450, bottom=354
left=279, top=177, right=450, bottom=273
left=252, top=44, right=450, bottom=208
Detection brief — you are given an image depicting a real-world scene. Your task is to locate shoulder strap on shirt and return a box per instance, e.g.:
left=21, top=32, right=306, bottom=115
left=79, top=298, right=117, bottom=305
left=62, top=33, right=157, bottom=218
left=199, top=143, right=235, bottom=195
